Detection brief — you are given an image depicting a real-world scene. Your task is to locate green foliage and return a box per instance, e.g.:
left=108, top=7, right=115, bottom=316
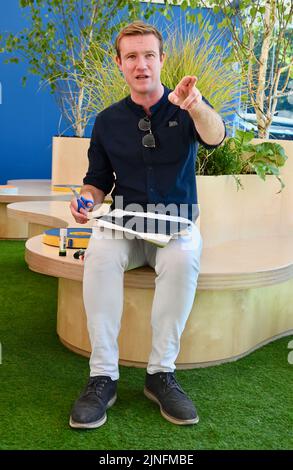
left=197, top=130, right=288, bottom=191
left=73, top=20, right=243, bottom=132
left=0, top=0, right=157, bottom=136
left=161, top=22, right=243, bottom=128
left=183, top=1, right=293, bottom=139
left=67, top=40, right=128, bottom=116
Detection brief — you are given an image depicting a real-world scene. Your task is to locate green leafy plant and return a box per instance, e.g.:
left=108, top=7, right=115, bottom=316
left=197, top=129, right=288, bottom=191
left=0, top=0, right=157, bottom=137
left=66, top=40, right=128, bottom=118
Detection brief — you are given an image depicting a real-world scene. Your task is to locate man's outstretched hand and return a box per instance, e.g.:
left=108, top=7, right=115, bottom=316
left=168, top=76, right=202, bottom=112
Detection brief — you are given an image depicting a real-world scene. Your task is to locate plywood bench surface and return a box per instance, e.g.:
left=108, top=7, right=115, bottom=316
left=26, top=234, right=293, bottom=290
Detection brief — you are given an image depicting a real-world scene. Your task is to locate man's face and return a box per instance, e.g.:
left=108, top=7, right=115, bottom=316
left=115, top=34, right=165, bottom=96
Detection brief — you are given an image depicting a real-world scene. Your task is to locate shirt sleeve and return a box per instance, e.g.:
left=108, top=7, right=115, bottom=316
left=192, top=96, right=226, bottom=149
left=83, top=114, right=115, bottom=195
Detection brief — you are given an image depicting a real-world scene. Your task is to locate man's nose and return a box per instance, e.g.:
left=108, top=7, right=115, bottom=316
left=136, top=56, right=147, bottom=69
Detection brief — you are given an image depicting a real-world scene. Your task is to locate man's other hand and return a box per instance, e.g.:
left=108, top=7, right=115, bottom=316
left=168, top=76, right=202, bottom=112
left=70, top=192, right=94, bottom=224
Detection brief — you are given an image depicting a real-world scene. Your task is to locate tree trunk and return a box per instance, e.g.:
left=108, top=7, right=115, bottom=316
left=255, top=0, right=275, bottom=138
left=257, top=123, right=270, bottom=139
left=75, top=86, right=85, bottom=138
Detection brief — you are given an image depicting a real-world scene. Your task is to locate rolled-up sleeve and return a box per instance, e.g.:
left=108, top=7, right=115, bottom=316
left=83, top=115, right=114, bottom=194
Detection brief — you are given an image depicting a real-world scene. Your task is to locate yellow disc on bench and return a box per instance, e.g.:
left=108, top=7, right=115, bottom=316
left=42, top=228, right=92, bottom=249
left=52, top=184, right=82, bottom=192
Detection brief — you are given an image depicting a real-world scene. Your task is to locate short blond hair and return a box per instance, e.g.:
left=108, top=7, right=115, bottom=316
left=115, top=21, right=164, bottom=59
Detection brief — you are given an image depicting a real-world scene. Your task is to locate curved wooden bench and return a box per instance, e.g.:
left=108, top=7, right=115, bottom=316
left=7, top=200, right=93, bottom=238
left=1, top=180, right=70, bottom=239
left=7, top=198, right=112, bottom=238
left=25, top=234, right=293, bottom=368
left=13, top=138, right=293, bottom=367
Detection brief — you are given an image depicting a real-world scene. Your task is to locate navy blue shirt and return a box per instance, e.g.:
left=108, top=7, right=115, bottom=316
left=84, top=86, right=224, bottom=220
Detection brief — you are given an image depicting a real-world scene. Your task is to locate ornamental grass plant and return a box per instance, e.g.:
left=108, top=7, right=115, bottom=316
left=161, top=22, right=243, bottom=126
left=68, top=20, right=243, bottom=131
left=63, top=20, right=287, bottom=189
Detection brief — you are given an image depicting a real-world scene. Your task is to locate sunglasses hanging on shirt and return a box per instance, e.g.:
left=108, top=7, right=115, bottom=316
left=138, top=117, right=156, bottom=148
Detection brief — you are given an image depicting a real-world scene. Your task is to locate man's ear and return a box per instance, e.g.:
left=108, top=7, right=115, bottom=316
left=160, top=52, right=166, bottom=68
left=115, top=55, right=122, bottom=71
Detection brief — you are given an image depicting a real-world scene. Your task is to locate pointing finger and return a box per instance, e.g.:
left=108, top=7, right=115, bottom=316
left=185, top=76, right=197, bottom=90
left=180, top=75, right=196, bottom=89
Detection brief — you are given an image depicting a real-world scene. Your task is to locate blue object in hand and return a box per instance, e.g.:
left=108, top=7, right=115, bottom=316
left=77, top=196, right=94, bottom=212
left=71, top=188, right=93, bottom=213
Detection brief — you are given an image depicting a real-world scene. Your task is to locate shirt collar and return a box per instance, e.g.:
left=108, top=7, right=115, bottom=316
left=125, top=85, right=171, bottom=117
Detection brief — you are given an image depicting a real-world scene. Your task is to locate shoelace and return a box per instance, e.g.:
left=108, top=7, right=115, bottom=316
left=160, top=373, right=184, bottom=394
left=84, top=377, right=109, bottom=398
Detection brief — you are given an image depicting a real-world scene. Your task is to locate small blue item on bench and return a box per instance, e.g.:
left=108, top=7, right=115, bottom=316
left=42, top=227, right=92, bottom=249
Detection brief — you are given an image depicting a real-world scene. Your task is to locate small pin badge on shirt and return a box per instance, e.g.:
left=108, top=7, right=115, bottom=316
left=168, top=120, right=178, bottom=127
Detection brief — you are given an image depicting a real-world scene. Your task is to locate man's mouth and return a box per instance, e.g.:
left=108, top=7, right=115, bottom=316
left=136, top=75, right=149, bottom=80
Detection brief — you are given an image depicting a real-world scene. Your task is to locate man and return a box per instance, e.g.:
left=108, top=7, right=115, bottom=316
left=69, top=21, right=225, bottom=429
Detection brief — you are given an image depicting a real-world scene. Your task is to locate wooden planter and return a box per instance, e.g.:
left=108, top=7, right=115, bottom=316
left=51, top=136, right=90, bottom=188
left=197, top=139, right=293, bottom=247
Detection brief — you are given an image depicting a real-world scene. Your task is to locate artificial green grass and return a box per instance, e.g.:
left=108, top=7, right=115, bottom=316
left=0, top=240, right=292, bottom=450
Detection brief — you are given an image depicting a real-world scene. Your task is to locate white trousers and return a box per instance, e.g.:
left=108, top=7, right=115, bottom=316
left=83, top=226, right=202, bottom=380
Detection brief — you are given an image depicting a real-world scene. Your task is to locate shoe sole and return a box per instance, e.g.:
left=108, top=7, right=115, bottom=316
left=144, top=387, right=199, bottom=425
left=69, top=394, right=117, bottom=429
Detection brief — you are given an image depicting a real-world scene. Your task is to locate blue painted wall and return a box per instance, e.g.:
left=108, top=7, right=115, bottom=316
left=0, top=0, right=61, bottom=184
left=0, top=2, right=234, bottom=184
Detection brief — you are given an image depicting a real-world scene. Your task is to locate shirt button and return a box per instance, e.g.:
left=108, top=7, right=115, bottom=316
left=150, top=188, right=154, bottom=192
left=148, top=166, right=152, bottom=170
